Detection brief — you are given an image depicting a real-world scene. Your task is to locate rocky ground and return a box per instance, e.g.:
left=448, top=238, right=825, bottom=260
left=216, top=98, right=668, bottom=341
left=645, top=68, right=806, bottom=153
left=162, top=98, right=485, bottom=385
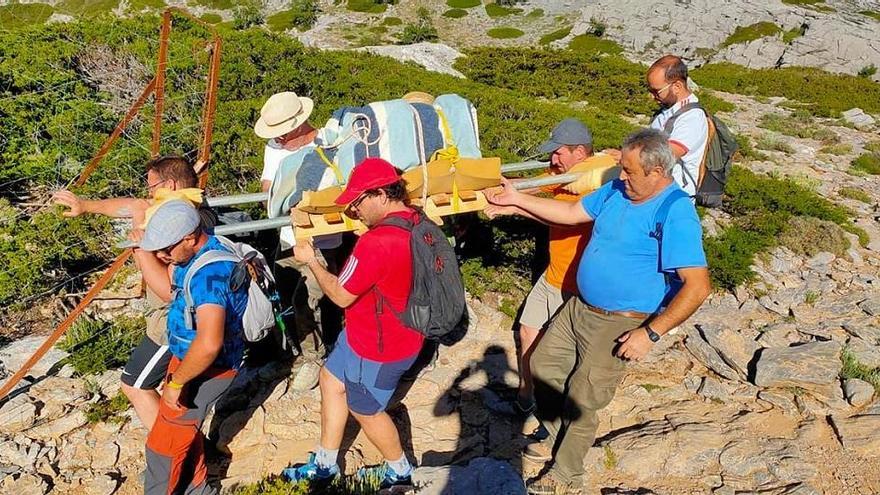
left=0, top=91, right=879, bottom=494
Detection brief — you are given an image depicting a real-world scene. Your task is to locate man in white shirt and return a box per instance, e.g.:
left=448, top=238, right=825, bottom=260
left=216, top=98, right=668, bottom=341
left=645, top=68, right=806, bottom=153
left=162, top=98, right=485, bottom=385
left=646, top=55, right=708, bottom=197
left=255, top=92, right=343, bottom=389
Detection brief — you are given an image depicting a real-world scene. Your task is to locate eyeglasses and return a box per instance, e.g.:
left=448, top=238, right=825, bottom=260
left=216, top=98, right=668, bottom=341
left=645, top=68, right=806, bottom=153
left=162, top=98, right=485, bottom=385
left=349, top=192, right=370, bottom=211
left=148, top=178, right=170, bottom=191
left=647, top=81, right=673, bottom=96
left=157, top=237, right=185, bottom=256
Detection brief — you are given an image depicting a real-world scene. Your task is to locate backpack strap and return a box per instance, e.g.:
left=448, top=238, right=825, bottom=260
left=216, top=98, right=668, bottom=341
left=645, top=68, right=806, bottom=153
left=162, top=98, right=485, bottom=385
left=650, top=188, right=690, bottom=282
left=663, top=101, right=707, bottom=194
left=181, top=250, right=239, bottom=331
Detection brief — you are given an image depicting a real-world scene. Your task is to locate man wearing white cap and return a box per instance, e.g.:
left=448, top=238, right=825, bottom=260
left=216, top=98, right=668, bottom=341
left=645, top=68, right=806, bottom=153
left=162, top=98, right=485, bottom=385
left=132, top=200, right=248, bottom=495
left=254, top=91, right=317, bottom=193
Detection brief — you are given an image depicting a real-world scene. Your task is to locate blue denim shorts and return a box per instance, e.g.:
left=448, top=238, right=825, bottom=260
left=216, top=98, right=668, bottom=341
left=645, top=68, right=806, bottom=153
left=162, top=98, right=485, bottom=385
left=324, top=330, right=418, bottom=415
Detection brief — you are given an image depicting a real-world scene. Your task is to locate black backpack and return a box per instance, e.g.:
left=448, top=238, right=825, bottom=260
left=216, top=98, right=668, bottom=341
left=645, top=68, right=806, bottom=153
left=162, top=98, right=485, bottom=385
left=663, top=102, right=738, bottom=208
left=373, top=207, right=467, bottom=348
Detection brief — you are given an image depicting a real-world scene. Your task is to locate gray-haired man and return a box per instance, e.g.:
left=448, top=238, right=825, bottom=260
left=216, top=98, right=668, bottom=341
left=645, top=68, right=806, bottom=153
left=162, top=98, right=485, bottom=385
left=487, top=128, right=711, bottom=494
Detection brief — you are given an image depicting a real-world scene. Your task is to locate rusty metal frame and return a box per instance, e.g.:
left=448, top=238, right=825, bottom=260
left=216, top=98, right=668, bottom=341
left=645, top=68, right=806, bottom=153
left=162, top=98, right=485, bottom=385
left=3, top=8, right=225, bottom=400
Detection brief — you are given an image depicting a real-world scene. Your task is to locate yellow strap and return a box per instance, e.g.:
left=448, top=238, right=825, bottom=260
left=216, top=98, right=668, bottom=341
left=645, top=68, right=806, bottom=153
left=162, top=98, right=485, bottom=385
left=433, top=107, right=461, bottom=211
left=316, top=147, right=345, bottom=184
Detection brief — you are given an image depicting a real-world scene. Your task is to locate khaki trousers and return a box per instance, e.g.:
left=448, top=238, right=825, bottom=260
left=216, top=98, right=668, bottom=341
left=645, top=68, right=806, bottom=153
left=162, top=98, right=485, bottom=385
left=530, top=296, right=641, bottom=486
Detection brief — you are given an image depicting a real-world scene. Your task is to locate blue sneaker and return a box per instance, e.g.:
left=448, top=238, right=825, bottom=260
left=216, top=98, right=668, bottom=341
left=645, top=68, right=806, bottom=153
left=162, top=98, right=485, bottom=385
left=281, top=452, right=339, bottom=484
left=356, top=462, right=413, bottom=490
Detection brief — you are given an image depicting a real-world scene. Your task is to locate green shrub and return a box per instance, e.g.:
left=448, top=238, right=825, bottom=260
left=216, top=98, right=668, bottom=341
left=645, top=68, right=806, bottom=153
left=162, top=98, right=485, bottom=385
left=201, top=12, right=223, bottom=23
left=568, top=34, right=623, bottom=54
left=487, top=27, right=525, bottom=39
left=0, top=3, right=54, bottom=27
left=539, top=26, right=572, bottom=45
left=232, top=473, right=386, bottom=495
left=757, top=112, right=838, bottom=143
left=692, top=63, right=880, bottom=117
left=722, top=22, right=781, bottom=47
left=782, top=24, right=807, bottom=43
left=860, top=10, right=880, bottom=21
left=267, top=0, right=320, bottom=32
left=86, top=393, right=130, bottom=424
left=446, top=0, right=480, bottom=8
left=755, top=135, right=794, bottom=153
left=734, top=134, right=769, bottom=161
left=587, top=17, right=607, bottom=37
left=779, top=216, right=850, bottom=257
left=398, top=9, right=438, bottom=44
left=698, top=91, right=736, bottom=114
left=858, top=64, right=877, bottom=79
left=346, top=0, right=387, bottom=14
left=57, top=0, right=119, bottom=16
left=485, top=3, right=523, bottom=17
left=188, top=0, right=234, bottom=9
left=819, top=143, right=852, bottom=155
left=840, top=348, right=880, bottom=393
left=865, top=141, right=880, bottom=153
left=442, top=8, right=468, bottom=18
left=382, top=16, right=402, bottom=25
left=838, top=187, right=871, bottom=204
left=851, top=153, right=880, bottom=175
left=527, top=8, right=544, bottom=18
left=232, top=2, right=264, bottom=29
left=57, top=316, right=145, bottom=376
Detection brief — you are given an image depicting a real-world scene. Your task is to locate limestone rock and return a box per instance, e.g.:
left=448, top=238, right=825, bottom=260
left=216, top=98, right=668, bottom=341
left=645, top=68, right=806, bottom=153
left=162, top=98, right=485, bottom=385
left=27, top=410, right=88, bottom=440
left=830, top=412, right=880, bottom=457
left=412, top=457, right=525, bottom=495
left=0, top=394, right=37, bottom=433
left=753, top=342, right=841, bottom=391
left=80, top=473, right=118, bottom=495
left=842, top=323, right=880, bottom=344
left=684, top=326, right=739, bottom=381
left=842, top=108, right=876, bottom=130
left=0, top=336, right=68, bottom=387
left=0, top=472, right=49, bottom=495
left=858, top=295, right=880, bottom=317
left=718, top=439, right=816, bottom=490
left=843, top=379, right=875, bottom=407
left=358, top=43, right=465, bottom=78
left=699, top=324, right=759, bottom=380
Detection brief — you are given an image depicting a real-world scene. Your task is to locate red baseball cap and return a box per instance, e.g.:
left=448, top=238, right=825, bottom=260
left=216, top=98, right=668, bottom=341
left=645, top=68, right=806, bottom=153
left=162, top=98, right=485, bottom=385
left=335, top=158, right=401, bottom=205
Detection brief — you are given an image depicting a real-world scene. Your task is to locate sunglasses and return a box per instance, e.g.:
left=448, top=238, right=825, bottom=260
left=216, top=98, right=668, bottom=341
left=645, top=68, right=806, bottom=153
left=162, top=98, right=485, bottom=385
left=157, top=237, right=186, bottom=256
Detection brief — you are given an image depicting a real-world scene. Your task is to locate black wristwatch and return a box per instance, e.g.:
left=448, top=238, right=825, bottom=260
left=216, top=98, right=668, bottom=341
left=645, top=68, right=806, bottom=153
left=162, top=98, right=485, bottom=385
left=645, top=324, right=661, bottom=343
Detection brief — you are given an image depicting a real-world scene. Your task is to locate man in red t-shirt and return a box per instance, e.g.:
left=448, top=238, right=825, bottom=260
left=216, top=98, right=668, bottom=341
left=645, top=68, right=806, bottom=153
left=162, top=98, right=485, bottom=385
left=284, top=158, right=423, bottom=490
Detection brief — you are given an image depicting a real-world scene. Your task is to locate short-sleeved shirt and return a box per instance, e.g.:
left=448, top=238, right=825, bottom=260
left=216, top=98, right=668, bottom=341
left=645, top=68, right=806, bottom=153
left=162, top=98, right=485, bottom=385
left=261, top=138, right=299, bottom=183
left=167, top=236, right=249, bottom=370
left=542, top=154, right=619, bottom=293
left=650, top=94, right=708, bottom=196
left=339, top=209, right=424, bottom=362
left=577, top=180, right=707, bottom=314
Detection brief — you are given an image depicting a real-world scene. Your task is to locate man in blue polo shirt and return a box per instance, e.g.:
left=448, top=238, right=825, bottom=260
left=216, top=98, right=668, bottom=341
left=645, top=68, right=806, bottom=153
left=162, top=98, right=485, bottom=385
left=487, top=128, right=711, bottom=495
left=132, top=200, right=248, bottom=495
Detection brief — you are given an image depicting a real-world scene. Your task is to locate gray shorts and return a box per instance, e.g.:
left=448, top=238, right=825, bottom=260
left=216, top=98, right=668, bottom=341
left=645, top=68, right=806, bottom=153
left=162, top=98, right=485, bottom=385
left=518, top=274, right=574, bottom=331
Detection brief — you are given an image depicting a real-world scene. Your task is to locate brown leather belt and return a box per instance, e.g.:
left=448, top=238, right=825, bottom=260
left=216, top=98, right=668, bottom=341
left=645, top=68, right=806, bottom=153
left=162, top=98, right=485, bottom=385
left=584, top=302, right=650, bottom=320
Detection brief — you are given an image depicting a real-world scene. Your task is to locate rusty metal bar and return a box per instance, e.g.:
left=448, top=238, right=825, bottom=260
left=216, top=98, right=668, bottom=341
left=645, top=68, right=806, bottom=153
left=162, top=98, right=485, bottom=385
left=152, top=10, right=171, bottom=157
left=74, top=78, right=157, bottom=188
left=0, top=251, right=133, bottom=401
left=198, top=36, right=222, bottom=190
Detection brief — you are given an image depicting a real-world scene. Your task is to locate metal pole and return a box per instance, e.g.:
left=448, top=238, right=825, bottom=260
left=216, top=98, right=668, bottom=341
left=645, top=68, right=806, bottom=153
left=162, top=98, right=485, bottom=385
left=500, top=160, right=548, bottom=173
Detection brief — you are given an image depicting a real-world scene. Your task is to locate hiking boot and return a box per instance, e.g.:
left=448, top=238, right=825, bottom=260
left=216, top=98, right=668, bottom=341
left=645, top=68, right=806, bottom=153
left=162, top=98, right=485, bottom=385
left=356, top=462, right=413, bottom=491
left=523, top=439, right=552, bottom=463
left=292, top=361, right=321, bottom=391
left=525, top=472, right=580, bottom=495
left=281, top=452, right=339, bottom=484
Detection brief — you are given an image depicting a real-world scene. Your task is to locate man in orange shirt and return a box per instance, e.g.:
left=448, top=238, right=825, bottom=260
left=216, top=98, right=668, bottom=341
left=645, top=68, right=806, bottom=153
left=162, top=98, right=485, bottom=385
left=486, top=119, right=617, bottom=414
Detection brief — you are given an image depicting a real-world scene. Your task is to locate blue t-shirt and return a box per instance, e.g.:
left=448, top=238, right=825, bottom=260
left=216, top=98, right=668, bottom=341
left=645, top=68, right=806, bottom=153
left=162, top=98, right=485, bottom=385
left=167, top=236, right=248, bottom=370
left=577, top=180, right=707, bottom=313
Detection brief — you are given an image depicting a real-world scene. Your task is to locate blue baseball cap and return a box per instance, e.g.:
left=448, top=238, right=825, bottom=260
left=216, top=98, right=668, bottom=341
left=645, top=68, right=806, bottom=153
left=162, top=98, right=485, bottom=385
left=538, top=118, right=594, bottom=154
left=136, top=200, right=201, bottom=252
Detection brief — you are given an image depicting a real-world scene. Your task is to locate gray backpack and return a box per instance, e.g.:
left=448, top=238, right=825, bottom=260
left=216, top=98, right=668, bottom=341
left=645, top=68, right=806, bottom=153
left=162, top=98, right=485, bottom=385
left=664, top=102, right=739, bottom=208
left=182, top=236, right=276, bottom=342
left=373, top=208, right=467, bottom=349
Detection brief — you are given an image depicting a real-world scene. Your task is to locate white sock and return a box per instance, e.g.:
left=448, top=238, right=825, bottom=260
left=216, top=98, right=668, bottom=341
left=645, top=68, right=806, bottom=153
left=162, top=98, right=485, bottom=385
left=316, top=446, right=339, bottom=469
left=386, top=454, right=412, bottom=477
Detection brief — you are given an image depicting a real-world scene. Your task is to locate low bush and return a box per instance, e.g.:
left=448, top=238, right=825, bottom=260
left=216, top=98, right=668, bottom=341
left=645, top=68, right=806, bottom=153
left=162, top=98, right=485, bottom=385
left=201, top=12, right=223, bottom=23
left=819, top=143, right=853, bottom=155
left=487, top=27, right=525, bottom=39
left=850, top=153, right=880, bottom=175
left=858, top=64, right=877, bottom=79
left=267, top=0, right=320, bottom=32
left=779, top=216, right=850, bottom=257
left=860, top=10, right=880, bottom=21
left=398, top=8, right=438, bottom=44
left=527, top=8, right=543, bottom=17
left=0, top=3, right=55, bottom=26
left=782, top=24, right=807, bottom=43
left=568, top=34, right=623, bottom=54
left=755, top=135, right=794, bottom=154
left=382, top=16, right=402, bottom=25
left=232, top=2, right=264, bottom=29
left=539, top=26, right=571, bottom=45
left=446, top=0, right=480, bottom=8
left=346, top=0, right=387, bottom=13
left=757, top=112, right=838, bottom=143
left=442, top=8, right=467, bottom=18
left=692, top=63, right=880, bottom=117
left=866, top=141, right=880, bottom=153
left=57, top=315, right=145, bottom=376
left=485, top=3, right=522, bottom=17
left=722, top=22, right=781, bottom=47
left=838, top=187, right=871, bottom=204
left=85, top=393, right=130, bottom=424
left=188, top=0, right=233, bottom=8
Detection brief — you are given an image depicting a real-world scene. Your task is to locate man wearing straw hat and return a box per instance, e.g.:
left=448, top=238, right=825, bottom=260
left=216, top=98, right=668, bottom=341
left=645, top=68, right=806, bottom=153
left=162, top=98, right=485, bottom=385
left=254, top=92, right=343, bottom=390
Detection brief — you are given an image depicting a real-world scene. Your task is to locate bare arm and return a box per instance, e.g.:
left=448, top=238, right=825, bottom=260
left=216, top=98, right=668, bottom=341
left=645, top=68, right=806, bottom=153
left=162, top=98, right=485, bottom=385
left=293, top=240, right=357, bottom=308
left=131, top=249, right=173, bottom=302
left=616, top=266, right=712, bottom=360
left=53, top=190, right=148, bottom=218
left=260, top=180, right=272, bottom=193
left=168, top=304, right=225, bottom=384
left=486, top=177, right=591, bottom=226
